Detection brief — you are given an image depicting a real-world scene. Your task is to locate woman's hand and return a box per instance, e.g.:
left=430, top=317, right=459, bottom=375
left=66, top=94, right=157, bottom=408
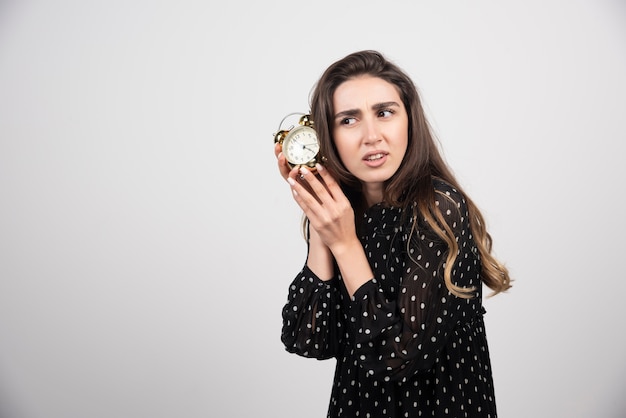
left=275, top=143, right=335, bottom=278
left=288, top=164, right=372, bottom=296
left=287, top=164, right=357, bottom=254
left=274, top=142, right=291, bottom=181
left=277, top=152, right=373, bottom=296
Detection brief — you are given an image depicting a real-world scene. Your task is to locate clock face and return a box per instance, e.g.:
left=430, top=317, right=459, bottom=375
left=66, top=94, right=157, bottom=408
left=283, top=125, right=320, bottom=166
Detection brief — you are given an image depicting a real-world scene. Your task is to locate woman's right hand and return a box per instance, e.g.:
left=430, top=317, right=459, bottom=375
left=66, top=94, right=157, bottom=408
left=276, top=142, right=335, bottom=279
left=275, top=142, right=291, bottom=181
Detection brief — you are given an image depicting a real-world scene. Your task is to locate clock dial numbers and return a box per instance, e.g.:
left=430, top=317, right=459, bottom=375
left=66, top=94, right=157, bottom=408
left=283, top=126, right=319, bottom=166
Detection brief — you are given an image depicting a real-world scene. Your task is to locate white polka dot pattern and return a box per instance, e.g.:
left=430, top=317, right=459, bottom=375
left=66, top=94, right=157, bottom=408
left=282, top=180, right=498, bottom=417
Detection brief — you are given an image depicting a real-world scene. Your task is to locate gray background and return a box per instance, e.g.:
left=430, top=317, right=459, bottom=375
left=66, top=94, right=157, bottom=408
left=1, top=0, right=625, bottom=417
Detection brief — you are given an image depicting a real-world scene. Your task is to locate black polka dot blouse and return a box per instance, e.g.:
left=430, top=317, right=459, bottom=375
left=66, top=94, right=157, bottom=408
left=281, top=180, right=498, bottom=417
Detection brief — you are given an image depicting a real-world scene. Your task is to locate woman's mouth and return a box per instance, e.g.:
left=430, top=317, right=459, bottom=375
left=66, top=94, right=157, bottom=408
left=365, top=153, right=385, bottom=161
left=363, top=152, right=388, bottom=167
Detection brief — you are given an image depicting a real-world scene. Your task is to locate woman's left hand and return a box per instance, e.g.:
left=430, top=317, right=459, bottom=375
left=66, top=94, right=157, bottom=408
left=287, top=164, right=357, bottom=254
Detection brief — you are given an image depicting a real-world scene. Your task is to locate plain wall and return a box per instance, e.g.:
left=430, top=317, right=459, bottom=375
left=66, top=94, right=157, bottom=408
left=1, top=0, right=625, bottom=417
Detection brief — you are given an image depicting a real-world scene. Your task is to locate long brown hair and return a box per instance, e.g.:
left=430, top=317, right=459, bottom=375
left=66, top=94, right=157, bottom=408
left=309, top=50, right=511, bottom=297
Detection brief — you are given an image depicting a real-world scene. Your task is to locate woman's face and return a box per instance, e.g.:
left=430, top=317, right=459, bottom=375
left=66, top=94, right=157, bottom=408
left=332, top=75, right=409, bottom=205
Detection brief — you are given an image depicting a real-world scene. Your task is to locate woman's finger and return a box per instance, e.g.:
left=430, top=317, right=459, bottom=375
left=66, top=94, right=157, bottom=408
left=287, top=174, right=317, bottom=216
left=275, top=143, right=291, bottom=180
left=314, top=163, right=343, bottom=197
left=298, top=166, right=334, bottom=204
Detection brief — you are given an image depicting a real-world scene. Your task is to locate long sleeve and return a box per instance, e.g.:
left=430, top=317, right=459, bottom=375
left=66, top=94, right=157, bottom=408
left=281, top=265, right=345, bottom=359
left=280, top=180, right=498, bottom=416
left=349, top=182, right=485, bottom=383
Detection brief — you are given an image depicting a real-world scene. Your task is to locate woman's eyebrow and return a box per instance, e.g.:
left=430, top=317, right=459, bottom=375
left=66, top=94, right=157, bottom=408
left=372, top=101, right=401, bottom=111
left=334, top=108, right=361, bottom=120
left=335, top=101, right=401, bottom=119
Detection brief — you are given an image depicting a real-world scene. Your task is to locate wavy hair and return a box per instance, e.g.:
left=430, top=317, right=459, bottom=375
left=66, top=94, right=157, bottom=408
left=308, top=50, right=511, bottom=297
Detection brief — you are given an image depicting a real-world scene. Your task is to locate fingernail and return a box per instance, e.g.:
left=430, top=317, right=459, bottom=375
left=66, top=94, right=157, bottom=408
left=299, top=167, right=309, bottom=175
left=315, top=163, right=324, bottom=171
left=287, top=177, right=296, bottom=186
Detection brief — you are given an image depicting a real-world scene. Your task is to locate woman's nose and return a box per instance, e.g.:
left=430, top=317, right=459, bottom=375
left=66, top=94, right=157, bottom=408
left=363, top=118, right=382, bottom=144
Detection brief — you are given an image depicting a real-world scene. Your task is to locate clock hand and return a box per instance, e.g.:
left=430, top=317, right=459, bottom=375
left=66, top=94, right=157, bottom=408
left=291, top=139, right=317, bottom=153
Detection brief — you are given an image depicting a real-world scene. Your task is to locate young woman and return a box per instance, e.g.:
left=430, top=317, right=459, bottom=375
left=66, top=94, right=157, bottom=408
left=274, top=50, right=511, bottom=417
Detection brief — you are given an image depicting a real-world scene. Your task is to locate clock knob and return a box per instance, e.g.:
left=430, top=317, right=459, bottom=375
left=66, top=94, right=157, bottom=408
left=299, top=114, right=313, bottom=127
left=274, top=130, right=288, bottom=144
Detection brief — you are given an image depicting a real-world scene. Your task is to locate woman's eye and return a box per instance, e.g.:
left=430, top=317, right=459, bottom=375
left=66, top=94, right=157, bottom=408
left=379, top=109, right=394, bottom=118
left=340, top=117, right=356, bottom=125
